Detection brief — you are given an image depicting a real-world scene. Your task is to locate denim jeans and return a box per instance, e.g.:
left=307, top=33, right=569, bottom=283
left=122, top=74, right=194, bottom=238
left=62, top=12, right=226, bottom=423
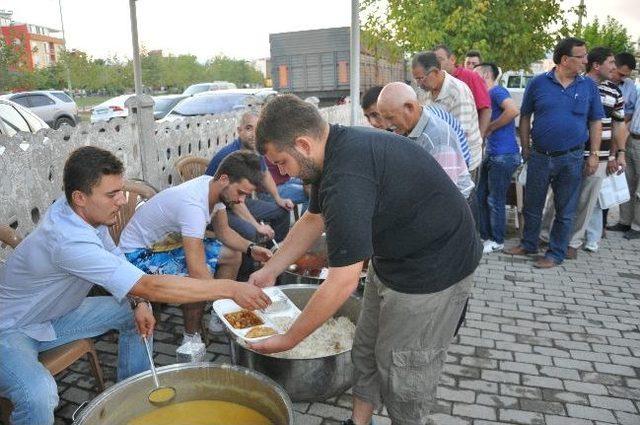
left=258, top=178, right=309, bottom=213
left=228, top=198, right=291, bottom=242
left=521, top=149, right=583, bottom=263
left=477, top=153, right=521, bottom=244
left=0, top=296, right=149, bottom=425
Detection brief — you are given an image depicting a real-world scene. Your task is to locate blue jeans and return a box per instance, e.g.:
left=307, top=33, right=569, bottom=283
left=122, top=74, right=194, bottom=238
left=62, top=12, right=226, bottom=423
left=521, top=149, right=583, bottom=263
left=228, top=198, right=290, bottom=242
left=0, top=296, right=149, bottom=425
left=258, top=178, right=309, bottom=213
left=477, top=153, right=521, bottom=244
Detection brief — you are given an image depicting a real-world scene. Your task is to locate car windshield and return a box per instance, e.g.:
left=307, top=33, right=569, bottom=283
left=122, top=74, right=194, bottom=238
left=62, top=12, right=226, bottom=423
left=183, top=84, right=210, bottom=96
left=172, top=93, right=247, bottom=116
left=154, top=98, right=180, bottom=113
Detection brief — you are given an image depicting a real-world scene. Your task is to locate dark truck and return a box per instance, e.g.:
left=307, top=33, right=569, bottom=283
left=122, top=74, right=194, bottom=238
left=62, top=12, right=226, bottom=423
left=269, top=27, right=407, bottom=104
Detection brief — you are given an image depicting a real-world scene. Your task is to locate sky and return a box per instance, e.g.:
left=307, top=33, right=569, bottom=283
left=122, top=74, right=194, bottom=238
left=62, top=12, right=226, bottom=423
left=1, top=0, right=638, bottom=62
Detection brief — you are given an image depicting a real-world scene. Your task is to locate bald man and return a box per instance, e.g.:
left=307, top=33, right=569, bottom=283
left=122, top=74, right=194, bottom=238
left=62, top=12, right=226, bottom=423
left=378, top=82, right=474, bottom=198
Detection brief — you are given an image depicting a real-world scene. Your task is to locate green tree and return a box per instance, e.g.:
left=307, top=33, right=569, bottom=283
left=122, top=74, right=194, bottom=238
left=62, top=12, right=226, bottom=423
left=0, top=35, right=29, bottom=91
left=205, top=55, right=264, bottom=87
left=361, top=0, right=565, bottom=71
left=572, top=16, right=635, bottom=53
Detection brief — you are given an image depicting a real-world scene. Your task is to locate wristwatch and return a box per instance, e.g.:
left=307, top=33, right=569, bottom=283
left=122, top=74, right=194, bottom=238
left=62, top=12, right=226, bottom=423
left=128, top=296, right=150, bottom=310
left=246, top=242, right=256, bottom=256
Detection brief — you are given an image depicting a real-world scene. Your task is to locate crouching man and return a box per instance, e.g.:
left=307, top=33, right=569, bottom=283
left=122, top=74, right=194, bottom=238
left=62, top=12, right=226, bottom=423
left=0, top=146, right=270, bottom=425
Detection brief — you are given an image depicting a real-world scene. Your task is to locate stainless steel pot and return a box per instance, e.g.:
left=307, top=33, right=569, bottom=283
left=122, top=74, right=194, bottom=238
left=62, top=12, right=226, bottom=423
left=72, top=363, right=293, bottom=425
left=230, top=284, right=361, bottom=402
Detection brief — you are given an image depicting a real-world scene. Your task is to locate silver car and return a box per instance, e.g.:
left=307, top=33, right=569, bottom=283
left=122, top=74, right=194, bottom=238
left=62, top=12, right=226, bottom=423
left=1, top=91, right=79, bottom=129
left=0, top=98, right=49, bottom=136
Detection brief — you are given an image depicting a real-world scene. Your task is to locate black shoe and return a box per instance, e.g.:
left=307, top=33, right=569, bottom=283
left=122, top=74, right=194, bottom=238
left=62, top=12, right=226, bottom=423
left=624, top=230, right=640, bottom=240
left=607, top=223, right=631, bottom=232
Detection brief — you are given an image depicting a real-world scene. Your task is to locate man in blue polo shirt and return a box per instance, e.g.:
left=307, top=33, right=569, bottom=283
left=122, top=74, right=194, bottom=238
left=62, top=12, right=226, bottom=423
left=205, top=110, right=292, bottom=243
left=506, top=37, right=604, bottom=268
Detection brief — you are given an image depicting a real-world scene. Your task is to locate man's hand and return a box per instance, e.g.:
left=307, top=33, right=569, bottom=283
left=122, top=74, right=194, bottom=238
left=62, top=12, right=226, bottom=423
left=585, top=155, right=599, bottom=176
left=134, top=302, right=155, bottom=338
left=250, top=245, right=273, bottom=263
left=276, top=197, right=294, bottom=211
left=607, top=159, right=619, bottom=175
left=248, top=267, right=277, bottom=288
left=248, top=333, right=297, bottom=354
left=256, top=222, right=275, bottom=239
left=232, top=283, right=271, bottom=310
left=617, top=154, right=627, bottom=173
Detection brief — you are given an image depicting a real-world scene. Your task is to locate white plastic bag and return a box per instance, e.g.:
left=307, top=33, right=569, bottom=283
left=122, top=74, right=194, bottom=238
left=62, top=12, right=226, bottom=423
left=517, top=163, right=527, bottom=186
left=599, top=171, right=630, bottom=209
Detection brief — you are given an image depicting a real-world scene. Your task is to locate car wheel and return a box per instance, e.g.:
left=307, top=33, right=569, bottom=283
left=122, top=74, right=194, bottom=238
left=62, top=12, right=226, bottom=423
left=54, top=116, right=76, bottom=129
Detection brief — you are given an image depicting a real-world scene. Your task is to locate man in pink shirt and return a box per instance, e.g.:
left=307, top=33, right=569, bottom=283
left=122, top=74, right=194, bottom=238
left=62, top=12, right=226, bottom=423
left=435, top=44, right=491, bottom=139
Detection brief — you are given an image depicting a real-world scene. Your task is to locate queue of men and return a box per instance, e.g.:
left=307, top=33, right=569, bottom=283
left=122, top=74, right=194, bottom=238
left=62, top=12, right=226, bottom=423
left=1, top=35, right=638, bottom=425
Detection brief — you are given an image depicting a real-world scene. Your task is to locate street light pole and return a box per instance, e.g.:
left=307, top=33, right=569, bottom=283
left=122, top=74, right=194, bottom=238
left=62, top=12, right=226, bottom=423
left=349, top=0, right=360, bottom=125
left=129, top=0, right=143, bottom=95
left=57, top=0, right=72, bottom=93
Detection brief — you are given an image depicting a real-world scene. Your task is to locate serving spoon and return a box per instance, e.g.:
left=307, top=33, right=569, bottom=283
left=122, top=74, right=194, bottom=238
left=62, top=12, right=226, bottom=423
left=143, top=336, right=176, bottom=406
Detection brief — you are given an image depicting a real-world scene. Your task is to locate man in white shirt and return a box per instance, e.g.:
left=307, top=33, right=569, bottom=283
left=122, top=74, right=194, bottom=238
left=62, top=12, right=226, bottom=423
left=120, top=150, right=272, bottom=340
left=0, top=147, right=270, bottom=425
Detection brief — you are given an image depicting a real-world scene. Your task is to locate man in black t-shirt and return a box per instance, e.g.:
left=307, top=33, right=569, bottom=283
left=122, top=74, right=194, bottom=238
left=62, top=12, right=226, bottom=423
left=248, top=95, right=482, bottom=425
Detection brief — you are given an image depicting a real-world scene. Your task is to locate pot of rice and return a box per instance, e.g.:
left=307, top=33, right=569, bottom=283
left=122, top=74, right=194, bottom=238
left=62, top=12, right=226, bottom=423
left=229, top=284, right=361, bottom=402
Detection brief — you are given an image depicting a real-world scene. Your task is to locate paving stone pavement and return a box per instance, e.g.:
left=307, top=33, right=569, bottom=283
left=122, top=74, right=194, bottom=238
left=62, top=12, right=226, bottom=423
left=11, top=223, right=640, bottom=425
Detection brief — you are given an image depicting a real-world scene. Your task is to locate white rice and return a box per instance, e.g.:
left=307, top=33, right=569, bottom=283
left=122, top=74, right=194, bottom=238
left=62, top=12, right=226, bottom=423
left=268, top=316, right=356, bottom=359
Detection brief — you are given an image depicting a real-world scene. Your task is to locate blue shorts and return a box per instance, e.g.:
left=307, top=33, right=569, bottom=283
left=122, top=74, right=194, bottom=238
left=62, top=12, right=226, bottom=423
left=125, top=238, right=223, bottom=276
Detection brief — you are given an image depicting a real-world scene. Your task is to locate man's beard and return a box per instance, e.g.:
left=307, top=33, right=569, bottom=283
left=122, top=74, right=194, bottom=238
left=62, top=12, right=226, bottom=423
left=288, top=148, right=322, bottom=185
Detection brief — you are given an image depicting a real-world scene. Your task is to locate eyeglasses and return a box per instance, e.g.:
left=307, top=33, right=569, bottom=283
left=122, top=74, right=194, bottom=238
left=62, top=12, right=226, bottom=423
left=568, top=54, right=587, bottom=59
left=414, top=67, right=438, bottom=81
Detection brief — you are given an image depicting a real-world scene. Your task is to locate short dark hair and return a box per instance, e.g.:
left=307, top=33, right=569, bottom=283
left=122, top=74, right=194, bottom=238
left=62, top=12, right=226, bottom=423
left=553, top=37, right=586, bottom=65
left=63, top=146, right=124, bottom=205
left=361, top=86, right=383, bottom=110
left=433, top=44, right=453, bottom=56
left=587, top=46, right=613, bottom=72
left=214, top=150, right=263, bottom=188
left=477, top=62, right=500, bottom=80
left=615, top=52, right=637, bottom=70
left=256, top=94, right=325, bottom=154
left=412, top=51, right=441, bottom=71
left=466, top=50, right=482, bottom=60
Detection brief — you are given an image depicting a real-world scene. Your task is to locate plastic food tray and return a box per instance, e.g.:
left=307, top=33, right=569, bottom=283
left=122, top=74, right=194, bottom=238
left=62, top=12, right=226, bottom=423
left=213, top=287, right=300, bottom=342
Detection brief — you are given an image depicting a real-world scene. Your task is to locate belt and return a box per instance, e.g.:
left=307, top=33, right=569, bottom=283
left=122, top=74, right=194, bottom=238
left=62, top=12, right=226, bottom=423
left=631, top=133, right=640, bottom=140
left=532, top=144, right=583, bottom=157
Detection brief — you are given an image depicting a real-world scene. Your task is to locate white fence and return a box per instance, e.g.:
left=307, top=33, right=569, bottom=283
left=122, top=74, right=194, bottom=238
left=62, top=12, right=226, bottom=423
left=0, top=98, right=357, bottom=258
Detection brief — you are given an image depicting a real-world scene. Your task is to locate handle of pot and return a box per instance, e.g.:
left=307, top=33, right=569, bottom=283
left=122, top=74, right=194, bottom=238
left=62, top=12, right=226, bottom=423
left=72, top=400, right=89, bottom=422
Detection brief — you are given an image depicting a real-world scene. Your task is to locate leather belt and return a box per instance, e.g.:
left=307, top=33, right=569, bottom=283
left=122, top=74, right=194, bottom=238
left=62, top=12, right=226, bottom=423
left=532, top=144, right=583, bottom=157
left=630, top=133, right=640, bottom=140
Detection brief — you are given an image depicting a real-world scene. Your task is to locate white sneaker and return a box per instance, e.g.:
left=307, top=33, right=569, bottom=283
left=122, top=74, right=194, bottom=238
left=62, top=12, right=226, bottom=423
left=483, top=240, right=504, bottom=254
left=584, top=241, right=598, bottom=252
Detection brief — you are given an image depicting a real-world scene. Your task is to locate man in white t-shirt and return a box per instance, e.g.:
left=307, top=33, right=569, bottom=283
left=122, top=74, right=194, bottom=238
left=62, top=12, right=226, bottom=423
left=120, top=150, right=272, bottom=339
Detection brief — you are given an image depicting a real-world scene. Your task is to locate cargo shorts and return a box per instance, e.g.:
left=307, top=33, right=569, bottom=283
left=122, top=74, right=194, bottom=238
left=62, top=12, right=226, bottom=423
left=351, top=266, right=473, bottom=425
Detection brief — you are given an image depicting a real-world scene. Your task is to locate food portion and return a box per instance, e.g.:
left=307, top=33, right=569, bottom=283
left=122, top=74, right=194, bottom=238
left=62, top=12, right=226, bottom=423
left=245, top=326, right=276, bottom=339
left=266, top=316, right=356, bottom=359
left=127, top=400, right=272, bottom=425
left=224, top=310, right=263, bottom=329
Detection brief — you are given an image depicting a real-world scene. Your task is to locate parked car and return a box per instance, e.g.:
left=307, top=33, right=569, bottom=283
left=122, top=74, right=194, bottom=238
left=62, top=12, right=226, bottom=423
left=499, top=71, right=535, bottom=111
left=1, top=90, right=78, bottom=129
left=182, top=81, right=238, bottom=96
left=0, top=98, right=49, bottom=136
left=152, top=94, right=189, bottom=120
left=161, top=89, right=277, bottom=123
left=90, top=94, right=134, bottom=123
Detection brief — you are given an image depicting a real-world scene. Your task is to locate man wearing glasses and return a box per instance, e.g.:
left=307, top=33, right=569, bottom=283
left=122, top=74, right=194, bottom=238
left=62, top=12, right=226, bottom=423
left=505, top=37, right=604, bottom=268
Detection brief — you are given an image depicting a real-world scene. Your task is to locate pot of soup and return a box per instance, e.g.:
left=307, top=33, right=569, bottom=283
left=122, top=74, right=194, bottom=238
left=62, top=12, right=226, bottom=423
left=72, top=363, right=293, bottom=425
left=229, top=284, right=361, bottom=402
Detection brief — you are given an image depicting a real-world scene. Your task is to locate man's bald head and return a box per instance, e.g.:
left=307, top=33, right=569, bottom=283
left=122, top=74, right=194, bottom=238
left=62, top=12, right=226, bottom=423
left=377, top=82, right=422, bottom=136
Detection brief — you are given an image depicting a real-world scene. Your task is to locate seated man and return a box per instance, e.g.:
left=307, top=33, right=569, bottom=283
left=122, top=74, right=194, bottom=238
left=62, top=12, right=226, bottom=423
left=205, top=110, right=292, bottom=243
left=377, top=82, right=474, bottom=199
left=119, top=150, right=272, bottom=341
left=0, top=146, right=270, bottom=425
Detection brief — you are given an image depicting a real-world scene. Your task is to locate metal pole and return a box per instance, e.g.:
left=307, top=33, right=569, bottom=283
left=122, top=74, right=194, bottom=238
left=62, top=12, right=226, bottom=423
left=57, top=0, right=72, bottom=93
left=349, top=0, right=360, bottom=125
left=576, top=0, right=586, bottom=33
left=129, top=0, right=143, bottom=95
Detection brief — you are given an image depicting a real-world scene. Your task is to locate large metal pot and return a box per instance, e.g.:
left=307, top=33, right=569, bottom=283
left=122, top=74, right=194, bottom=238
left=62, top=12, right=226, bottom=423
left=230, top=284, right=361, bottom=402
left=73, top=363, right=293, bottom=425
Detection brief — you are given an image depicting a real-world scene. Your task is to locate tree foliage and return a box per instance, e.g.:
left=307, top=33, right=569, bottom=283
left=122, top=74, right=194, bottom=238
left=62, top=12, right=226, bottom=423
left=570, top=16, right=635, bottom=53
left=361, top=0, right=565, bottom=71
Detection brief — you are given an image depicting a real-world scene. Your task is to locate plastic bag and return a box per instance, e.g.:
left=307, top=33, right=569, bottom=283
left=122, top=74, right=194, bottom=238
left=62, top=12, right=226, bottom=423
left=176, top=332, right=206, bottom=363
left=599, top=171, right=630, bottom=209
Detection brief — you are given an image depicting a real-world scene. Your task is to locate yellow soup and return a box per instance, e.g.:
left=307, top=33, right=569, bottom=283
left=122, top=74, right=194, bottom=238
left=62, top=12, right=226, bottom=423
left=148, top=387, right=175, bottom=404
left=128, top=400, right=273, bottom=425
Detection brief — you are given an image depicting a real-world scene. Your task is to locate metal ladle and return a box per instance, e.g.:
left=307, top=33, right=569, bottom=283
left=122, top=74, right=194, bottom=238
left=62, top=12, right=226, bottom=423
left=143, top=336, right=176, bottom=406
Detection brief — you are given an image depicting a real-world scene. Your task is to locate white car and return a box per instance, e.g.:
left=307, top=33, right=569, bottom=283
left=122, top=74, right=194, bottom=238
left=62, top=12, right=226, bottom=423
left=0, top=98, right=49, bottom=136
left=499, top=71, right=535, bottom=111
left=1, top=90, right=78, bottom=129
left=183, top=81, right=237, bottom=96
left=90, top=94, right=134, bottom=123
